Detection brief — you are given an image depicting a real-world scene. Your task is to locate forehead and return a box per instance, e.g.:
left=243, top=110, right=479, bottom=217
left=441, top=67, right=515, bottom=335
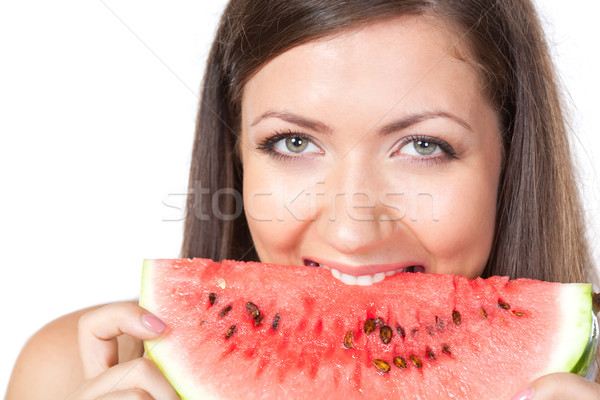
left=241, top=15, right=486, bottom=130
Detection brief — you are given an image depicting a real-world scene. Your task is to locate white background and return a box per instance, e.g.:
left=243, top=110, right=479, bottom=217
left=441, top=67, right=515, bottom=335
left=1, top=1, right=599, bottom=395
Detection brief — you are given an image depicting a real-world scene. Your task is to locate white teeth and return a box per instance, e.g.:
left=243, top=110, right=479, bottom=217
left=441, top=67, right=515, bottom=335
left=321, top=264, right=411, bottom=286
left=342, top=274, right=359, bottom=285
left=326, top=266, right=357, bottom=285
left=355, top=275, right=372, bottom=286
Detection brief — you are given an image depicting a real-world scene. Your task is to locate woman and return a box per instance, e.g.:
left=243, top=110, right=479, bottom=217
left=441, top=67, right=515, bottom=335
left=6, top=0, right=600, bottom=399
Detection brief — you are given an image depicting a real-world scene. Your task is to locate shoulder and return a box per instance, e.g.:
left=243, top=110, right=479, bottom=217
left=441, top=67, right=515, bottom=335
left=5, top=302, right=143, bottom=400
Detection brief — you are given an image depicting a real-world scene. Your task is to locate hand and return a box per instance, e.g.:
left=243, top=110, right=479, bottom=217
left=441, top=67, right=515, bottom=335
left=511, top=372, right=600, bottom=400
left=66, top=302, right=180, bottom=400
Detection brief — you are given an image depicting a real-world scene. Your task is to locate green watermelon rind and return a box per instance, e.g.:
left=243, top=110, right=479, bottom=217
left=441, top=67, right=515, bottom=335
left=542, top=283, right=594, bottom=376
left=570, top=311, right=598, bottom=378
left=140, top=259, right=218, bottom=400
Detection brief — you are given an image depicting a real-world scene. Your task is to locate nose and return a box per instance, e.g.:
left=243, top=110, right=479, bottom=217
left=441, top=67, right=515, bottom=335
left=314, top=159, right=402, bottom=255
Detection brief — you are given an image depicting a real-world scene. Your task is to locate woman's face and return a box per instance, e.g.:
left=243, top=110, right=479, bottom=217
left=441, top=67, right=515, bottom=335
left=239, top=16, right=503, bottom=282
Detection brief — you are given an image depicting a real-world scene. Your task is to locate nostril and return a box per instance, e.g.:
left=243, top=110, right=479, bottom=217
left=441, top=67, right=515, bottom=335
left=304, top=259, right=320, bottom=267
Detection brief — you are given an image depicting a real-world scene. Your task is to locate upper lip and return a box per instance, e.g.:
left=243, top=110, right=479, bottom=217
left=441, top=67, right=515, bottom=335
left=304, top=257, right=425, bottom=276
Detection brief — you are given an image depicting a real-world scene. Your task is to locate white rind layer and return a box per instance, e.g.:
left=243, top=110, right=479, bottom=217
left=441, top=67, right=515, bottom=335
left=541, top=283, right=593, bottom=376
left=140, top=260, right=219, bottom=400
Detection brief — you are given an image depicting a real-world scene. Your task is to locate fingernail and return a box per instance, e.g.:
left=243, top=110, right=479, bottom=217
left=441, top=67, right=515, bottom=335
left=142, top=313, right=166, bottom=333
left=511, top=387, right=534, bottom=400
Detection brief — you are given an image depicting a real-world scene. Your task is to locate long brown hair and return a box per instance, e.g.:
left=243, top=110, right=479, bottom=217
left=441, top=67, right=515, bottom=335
left=181, top=0, right=597, bottom=285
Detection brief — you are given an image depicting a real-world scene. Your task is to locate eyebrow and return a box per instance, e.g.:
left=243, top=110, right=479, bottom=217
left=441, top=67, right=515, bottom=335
left=250, top=109, right=473, bottom=135
left=250, top=110, right=333, bottom=135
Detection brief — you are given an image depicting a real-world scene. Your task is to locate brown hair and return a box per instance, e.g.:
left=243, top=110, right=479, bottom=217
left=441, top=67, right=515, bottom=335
left=181, top=0, right=597, bottom=286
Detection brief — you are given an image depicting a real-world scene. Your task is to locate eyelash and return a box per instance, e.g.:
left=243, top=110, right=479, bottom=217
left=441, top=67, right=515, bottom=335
left=393, top=134, right=458, bottom=165
left=256, top=130, right=458, bottom=164
left=256, top=129, right=318, bottom=162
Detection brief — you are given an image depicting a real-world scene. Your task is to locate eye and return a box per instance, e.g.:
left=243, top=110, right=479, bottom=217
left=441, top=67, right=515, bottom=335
left=391, top=135, right=456, bottom=162
left=257, top=130, right=323, bottom=159
left=399, top=139, right=442, bottom=156
left=277, top=136, right=313, bottom=153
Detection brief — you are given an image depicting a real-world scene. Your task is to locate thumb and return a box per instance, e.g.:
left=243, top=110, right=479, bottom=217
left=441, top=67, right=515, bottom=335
left=511, top=372, right=600, bottom=400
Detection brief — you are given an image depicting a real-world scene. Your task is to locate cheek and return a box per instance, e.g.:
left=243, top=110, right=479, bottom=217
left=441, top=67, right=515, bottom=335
left=405, top=168, right=499, bottom=277
left=242, top=161, right=321, bottom=262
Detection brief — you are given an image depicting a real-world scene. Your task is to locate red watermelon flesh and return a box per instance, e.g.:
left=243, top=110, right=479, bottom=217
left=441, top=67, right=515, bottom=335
left=139, top=258, right=596, bottom=400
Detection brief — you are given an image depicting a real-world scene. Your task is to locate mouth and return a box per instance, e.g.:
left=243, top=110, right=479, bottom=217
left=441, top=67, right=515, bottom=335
left=303, top=258, right=425, bottom=286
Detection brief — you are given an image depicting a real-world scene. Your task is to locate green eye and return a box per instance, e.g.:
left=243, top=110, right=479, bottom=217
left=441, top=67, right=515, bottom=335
left=391, top=135, right=455, bottom=163
left=285, top=137, right=309, bottom=153
left=413, top=140, right=437, bottom=155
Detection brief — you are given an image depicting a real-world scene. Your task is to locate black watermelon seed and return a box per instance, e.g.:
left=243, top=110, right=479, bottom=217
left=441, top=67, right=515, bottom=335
left=364, top=318, right=376, bottom=335
left=220, top=305, right=232, bottom=318
left=344, top=331, right=354, bottom=349
left=427, top=347, right=435, bottom=360
left=254, top=314, right=264, bottom=326
left=409, top=355, right=422, bottom=369
left=411, top=328, right=419, bottom=338
left=209, top=293, right=217, bottom=306
left=452, top=310, right=461, bottom=325
left=498, top=300, right=510, bottom=310
left=375, top=317, right=385, bottom=328
left=380, top=326, right=393, bottom=344
left=245, top=302, right=260, bottom=319
left=373, top=359, right=391, bottom=373
left=480, top=307, right=488, bottom=319
left=442, top=344, right=452, bottom=355
left=225, top=325, right=236, bottom=339
left=512, top=310, right=524, bottom=317
left=396, top=325, right=406, bottom=339
left=394, top=356, right=407, bottom=369
left=272, top=313, right=281, bottom=330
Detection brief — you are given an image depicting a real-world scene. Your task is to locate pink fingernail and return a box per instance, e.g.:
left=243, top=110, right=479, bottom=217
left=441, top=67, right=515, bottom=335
left=142, top=313, right=166, bottom=333
left=511, top=387, right=534, bottom=400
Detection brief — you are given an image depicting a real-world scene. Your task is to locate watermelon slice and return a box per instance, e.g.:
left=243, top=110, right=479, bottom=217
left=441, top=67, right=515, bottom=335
left=139, top=258, right=597, bottom=400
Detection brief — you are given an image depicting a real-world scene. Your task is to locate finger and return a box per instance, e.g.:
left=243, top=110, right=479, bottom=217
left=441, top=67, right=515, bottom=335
left=75, top=358, right=179, bottom=400
left=511, top=372, right=600, bottom=400
left=78, top=302, right=166, bottom=379
left=95, top=388, right=154, bottom=400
